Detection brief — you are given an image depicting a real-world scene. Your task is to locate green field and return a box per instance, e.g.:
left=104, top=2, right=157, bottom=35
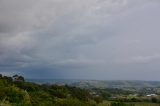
left=132, top=102, right=160, bottom=106
left=98, top=101, right=160, bottom=106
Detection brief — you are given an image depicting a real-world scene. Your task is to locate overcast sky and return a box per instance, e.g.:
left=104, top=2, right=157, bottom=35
left=0, top=0, right=160, bottom=80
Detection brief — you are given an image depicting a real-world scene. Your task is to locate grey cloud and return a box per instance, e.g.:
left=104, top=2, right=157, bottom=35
left=0, top=0, right=160, bottom=80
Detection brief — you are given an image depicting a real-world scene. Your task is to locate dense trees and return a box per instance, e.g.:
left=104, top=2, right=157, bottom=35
left=13, top=74, right=25, bottom=82
left=0, top=74, right=97, bottom=106
left=111, top=102, right=135, bottom=106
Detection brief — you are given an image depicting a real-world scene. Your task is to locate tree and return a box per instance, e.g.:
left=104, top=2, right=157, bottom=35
left=17, top=76, right=25, bottom=82
left=13, top=75, right=25, bottom=82
left=151, top=97, right=157, bottom=103
left=0, top=74, right=2, bottom=78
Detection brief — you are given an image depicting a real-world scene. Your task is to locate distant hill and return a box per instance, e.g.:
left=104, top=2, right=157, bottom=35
left=27, top=79, right=160, bottom=89
left=70, top=80, right=160, bottom=88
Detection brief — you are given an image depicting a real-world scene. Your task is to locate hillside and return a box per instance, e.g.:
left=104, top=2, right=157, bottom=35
left=1, top=74, right=160, bottom=106
left=71, top=80, right=160, bottom=89
left=0, top=74, right=100, bottom=106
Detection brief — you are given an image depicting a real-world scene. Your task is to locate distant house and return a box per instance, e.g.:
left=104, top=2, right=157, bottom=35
left=146, top=94, right=157, bottom=97
left=89, top=91, right=100, bottom=97
left=129, top=94, right=138, bottom=97
left=90, top=91, right=96, bottom=95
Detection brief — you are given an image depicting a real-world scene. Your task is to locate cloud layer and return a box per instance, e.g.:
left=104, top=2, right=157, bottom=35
left=0, top=0, right=160, bottom=80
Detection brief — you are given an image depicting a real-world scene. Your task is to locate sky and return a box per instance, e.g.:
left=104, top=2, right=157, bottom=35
left=0, top=0, right=160, bottom=80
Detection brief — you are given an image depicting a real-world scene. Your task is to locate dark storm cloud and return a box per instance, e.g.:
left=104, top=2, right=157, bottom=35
left=0, top=0, right=160, bottom=80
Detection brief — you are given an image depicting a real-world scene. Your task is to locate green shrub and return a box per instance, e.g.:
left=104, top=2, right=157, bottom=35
left=55, top=98, right=92, bottom=106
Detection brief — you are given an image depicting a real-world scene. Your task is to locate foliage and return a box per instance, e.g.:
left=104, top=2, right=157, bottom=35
left=111, top=102, right=135, bottom=106
left=55, top=98, right=93, bottom=106
left=1, top=74, right=160, bottom=106
left=0, top=74, right=96, bottom=106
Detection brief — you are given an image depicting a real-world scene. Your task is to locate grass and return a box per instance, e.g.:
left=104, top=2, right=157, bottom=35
left=98, top=101, right=110, bottom=106
left=98, top=101, right=160, bottom=106
left=131, top=102, right=160, bottom=106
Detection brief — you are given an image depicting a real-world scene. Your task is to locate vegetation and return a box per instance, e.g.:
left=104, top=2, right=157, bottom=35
left=1, top=74, right=160, bottom=106
left=0, top=74, right=97, bottom=106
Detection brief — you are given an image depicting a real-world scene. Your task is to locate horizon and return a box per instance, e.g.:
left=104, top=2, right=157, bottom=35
left=2, top=73, right=160, bottom=82
left=1, top=0, right=160, bottom=80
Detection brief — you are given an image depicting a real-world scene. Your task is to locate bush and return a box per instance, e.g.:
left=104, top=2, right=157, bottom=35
left=111, top=102, right=135, bottom=106
left=55, top=98, right=92, bottom=106
left=151, top=97, right=158, bottom=103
